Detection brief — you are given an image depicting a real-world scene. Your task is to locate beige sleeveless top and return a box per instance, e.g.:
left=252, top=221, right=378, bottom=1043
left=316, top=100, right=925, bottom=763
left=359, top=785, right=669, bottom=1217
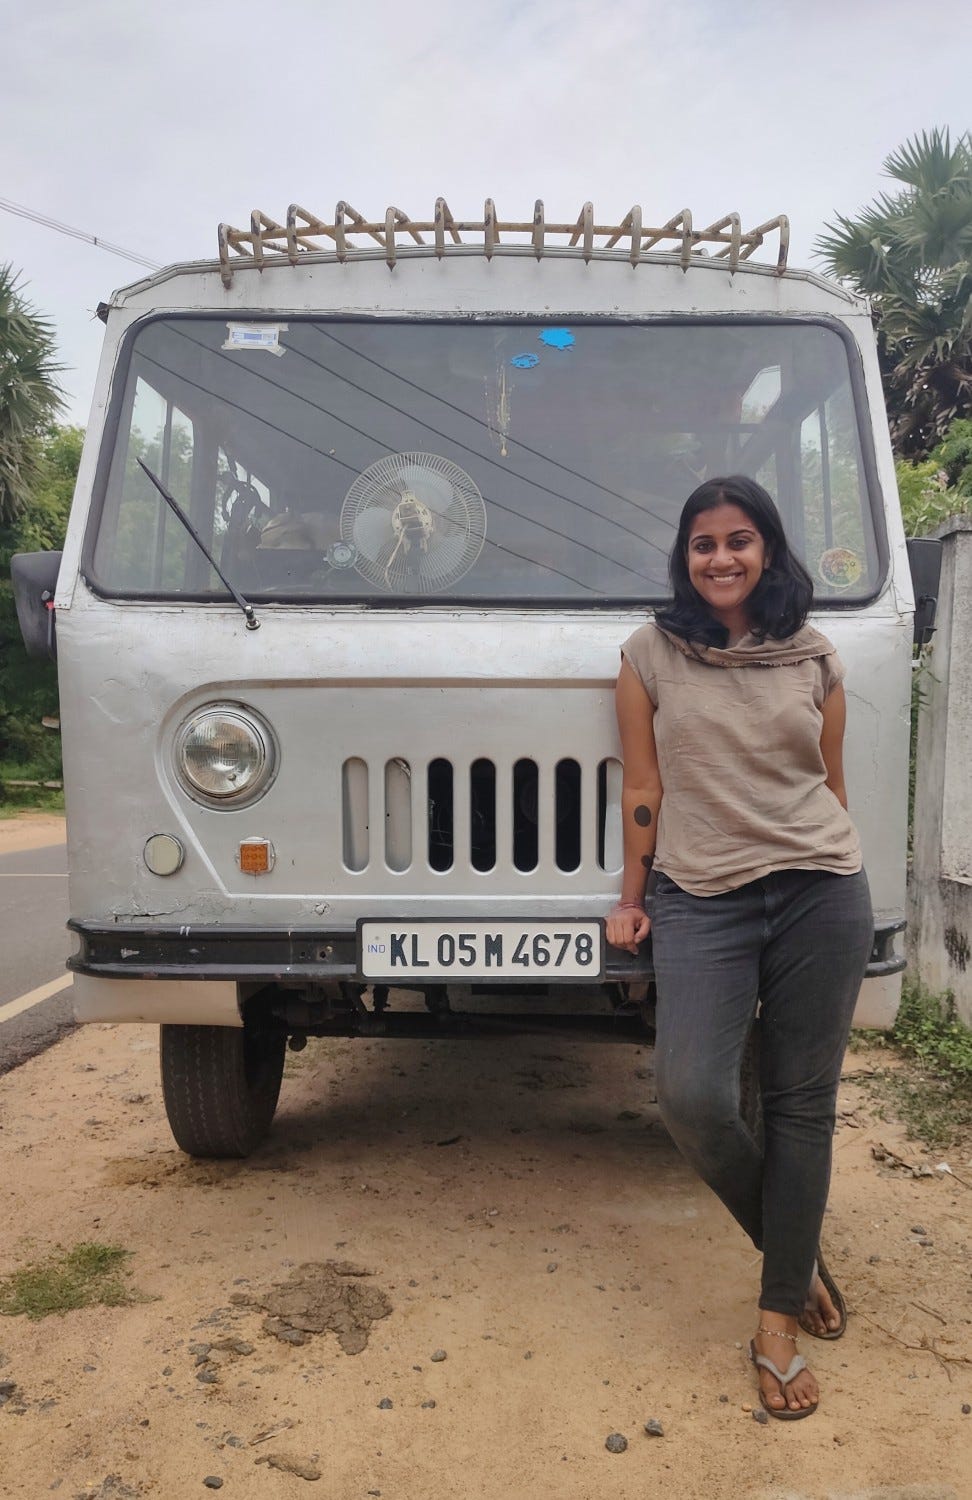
left=621, top=622, right=862, bottom=896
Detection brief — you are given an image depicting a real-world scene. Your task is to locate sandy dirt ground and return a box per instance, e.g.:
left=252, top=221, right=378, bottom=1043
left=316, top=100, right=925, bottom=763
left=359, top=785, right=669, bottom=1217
left=0, top=813, right=66, bottom=855
left=0, top=1010, right=970, bottom=1500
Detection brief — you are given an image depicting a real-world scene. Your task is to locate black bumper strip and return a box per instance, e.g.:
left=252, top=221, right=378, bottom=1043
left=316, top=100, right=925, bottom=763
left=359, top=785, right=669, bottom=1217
left=867, top=916, right=907, bottom=977
left=67, top=916, right=906, bottom=984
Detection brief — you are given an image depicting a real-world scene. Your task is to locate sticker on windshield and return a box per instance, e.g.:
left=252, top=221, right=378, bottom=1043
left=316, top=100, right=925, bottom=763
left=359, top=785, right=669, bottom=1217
left=818, top=547, right=863, bottom=589
left=223, top=322, right=288, bottom=356
left=511, top=352, right=540, bottom=369
left=539, top=328, right=575, bottom=352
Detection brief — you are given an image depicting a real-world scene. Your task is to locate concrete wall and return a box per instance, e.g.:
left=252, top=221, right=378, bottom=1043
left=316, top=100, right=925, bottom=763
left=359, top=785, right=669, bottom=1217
left=909, top=520, right=972, bottom=1023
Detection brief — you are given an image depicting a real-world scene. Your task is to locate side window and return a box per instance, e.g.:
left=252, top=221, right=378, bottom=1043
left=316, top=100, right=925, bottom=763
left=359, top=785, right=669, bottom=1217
left=800, top=383, right=870, bottom=595
left=95, top=378, right=195, bottom=589
left=741, top=365, right=781, bottom=425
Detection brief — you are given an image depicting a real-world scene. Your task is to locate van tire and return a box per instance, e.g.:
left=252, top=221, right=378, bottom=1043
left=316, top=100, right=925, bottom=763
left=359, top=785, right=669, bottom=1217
left=160, top=1020, right=286, bottom=1158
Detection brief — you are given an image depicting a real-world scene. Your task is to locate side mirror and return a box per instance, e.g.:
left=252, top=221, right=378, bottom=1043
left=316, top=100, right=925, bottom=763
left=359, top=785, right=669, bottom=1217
left=906, top=537, right=943, bottom=649
left=11, top=552, right=62, bottom=660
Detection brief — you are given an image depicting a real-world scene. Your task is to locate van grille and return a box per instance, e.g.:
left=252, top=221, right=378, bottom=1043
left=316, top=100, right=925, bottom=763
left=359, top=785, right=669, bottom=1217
left=342, top=755, right=623, bottom=877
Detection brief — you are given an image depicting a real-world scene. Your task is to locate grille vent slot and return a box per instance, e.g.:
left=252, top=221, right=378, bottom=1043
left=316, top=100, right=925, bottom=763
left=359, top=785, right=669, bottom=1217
left=343, top=755, right=623, bottom=876
left=470, top=758, right=496, bottom=872
left=341, top=757, right=369, bottom=871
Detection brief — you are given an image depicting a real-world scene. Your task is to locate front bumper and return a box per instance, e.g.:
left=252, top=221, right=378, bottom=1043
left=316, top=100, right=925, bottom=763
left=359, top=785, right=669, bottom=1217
left=67, top=915, right=906, bottom=983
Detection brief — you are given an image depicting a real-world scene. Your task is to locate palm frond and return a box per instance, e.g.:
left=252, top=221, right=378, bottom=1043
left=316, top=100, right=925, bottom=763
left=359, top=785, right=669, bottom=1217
left=884, top=129, right=972, bottom=194
left=817, top=131, right=972, bottom=456
left=0, top=263, right=65, bottom=522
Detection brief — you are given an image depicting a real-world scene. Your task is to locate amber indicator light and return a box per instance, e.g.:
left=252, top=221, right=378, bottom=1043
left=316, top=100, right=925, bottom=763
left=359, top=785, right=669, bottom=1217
left=239, top=841, right=271, bottom=875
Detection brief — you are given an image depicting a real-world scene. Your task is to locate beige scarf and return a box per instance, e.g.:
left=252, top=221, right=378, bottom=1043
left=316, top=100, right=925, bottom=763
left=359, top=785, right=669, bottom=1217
left=656, top=623, right=836, bottom=670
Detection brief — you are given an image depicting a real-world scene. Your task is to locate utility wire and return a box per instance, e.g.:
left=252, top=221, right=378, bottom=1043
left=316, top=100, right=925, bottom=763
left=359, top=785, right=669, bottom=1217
left=0, top=197, right=162, bottom=271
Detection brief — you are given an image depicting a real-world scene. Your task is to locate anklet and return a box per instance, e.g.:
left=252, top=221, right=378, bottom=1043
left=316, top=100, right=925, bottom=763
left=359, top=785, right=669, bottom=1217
left=757, top=1326, right=798, bottom=1342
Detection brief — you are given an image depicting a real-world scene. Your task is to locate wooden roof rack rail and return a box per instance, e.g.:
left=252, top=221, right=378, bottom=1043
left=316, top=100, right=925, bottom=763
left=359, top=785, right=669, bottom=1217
left=217, top=199, right=790, bottom=287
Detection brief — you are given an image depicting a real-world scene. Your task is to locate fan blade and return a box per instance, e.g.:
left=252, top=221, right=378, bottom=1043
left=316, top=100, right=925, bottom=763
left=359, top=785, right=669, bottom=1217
left=351, top=505, right=396, bottom=560
left=397, top=463, right=456, bottom=514
left=419, top=532, right=468, bottom=575
left=435, top=506, right=486, bottom=542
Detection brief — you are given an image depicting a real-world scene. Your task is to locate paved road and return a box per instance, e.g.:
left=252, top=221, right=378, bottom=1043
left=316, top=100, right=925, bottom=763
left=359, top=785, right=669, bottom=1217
left=0, top=839, right=75, bottom=1075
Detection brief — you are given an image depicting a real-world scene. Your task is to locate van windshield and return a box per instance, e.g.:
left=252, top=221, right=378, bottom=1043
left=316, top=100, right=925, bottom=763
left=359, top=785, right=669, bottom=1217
left=90, top=317, right=881, bottom=604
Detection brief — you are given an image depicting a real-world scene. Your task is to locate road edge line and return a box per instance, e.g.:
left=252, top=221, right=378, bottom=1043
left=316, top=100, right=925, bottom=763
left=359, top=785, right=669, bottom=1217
left=0, top=974, right=74, bottom=1024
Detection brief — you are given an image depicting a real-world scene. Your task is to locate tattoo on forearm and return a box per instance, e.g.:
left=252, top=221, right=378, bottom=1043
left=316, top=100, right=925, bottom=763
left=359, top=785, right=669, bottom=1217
left=641, top=854, right=655, bottom=871
left=633, top=804, right=652, bottom=827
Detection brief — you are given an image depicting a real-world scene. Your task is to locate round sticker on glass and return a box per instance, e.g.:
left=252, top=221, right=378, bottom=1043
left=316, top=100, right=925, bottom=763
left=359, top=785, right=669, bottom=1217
left=539, top=329, right=575, bottom=352
left=818, top=547, right=863, bottom=589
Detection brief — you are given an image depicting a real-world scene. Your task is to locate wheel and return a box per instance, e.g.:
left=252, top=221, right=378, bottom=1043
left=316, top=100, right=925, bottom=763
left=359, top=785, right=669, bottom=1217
left=739, top=1017, right=763, bottom=1146
left=160, top=1018, right=286, bottom=1158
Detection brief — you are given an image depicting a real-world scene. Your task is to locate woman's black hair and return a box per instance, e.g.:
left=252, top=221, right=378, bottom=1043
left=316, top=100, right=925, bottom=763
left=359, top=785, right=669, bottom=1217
left=654, top=475, right=813, bottom=646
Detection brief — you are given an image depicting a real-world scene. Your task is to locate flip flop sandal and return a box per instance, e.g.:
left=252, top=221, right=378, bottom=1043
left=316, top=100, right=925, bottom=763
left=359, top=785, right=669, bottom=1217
left=749, top=1340, right=819, bottom=1421
left=799, top=1253, right=847, bottom=1341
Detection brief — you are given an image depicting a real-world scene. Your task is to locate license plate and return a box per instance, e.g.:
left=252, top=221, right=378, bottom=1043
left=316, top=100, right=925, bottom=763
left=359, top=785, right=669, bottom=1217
left=358, top=921, right=603, bottom=980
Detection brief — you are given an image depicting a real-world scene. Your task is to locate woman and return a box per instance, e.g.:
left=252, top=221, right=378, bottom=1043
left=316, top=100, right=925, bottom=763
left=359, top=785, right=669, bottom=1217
left=606, top=475, right=872, bottom=1420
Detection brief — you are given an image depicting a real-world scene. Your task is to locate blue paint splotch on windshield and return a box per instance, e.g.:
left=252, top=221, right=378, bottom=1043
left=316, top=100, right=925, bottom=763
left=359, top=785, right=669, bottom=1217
left=510, top=352, right=540, bottom=369
left=539, top=328, right=575, bottom=352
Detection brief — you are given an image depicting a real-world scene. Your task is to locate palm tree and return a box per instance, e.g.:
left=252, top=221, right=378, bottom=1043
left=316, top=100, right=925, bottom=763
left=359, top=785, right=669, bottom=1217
left=815, top=129, right=972, bottom=458
left=0, top=264, right=64, bottom=524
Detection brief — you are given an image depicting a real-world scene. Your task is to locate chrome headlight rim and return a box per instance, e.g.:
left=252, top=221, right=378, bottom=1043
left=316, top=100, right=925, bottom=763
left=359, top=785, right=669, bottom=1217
left=174, top=703, right=278, bottom=810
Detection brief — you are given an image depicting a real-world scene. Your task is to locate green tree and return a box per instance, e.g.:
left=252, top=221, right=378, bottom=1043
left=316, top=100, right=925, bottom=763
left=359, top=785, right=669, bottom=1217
left=10, top=423, right=82, bottom=549
left=0, top=265, right=65, bottom=524
left=816, top=129, right=972, bottom=458
left=0, top=425, right=82, bottom=780
left=895, top=417, right=972, bottom=536
left=932, top=416, right=972, bottom=494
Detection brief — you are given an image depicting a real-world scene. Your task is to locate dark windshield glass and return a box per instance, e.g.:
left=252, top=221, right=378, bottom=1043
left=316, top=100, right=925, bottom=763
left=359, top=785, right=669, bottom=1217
left=90, top=317, right=880, bottom=604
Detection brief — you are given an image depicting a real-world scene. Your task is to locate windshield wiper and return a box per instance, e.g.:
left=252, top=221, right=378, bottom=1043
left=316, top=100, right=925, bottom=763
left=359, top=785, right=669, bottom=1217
left=137, top=459, right=259, bottom=630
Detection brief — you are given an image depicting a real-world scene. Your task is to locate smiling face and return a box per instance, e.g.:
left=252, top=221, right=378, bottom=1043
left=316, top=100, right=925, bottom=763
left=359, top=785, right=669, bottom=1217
left=685, top=502, right=769, bottom=637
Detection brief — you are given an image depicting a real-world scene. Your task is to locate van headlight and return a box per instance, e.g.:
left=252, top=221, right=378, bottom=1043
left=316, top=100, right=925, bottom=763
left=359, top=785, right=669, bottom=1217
left=175, top=706, right=276, bottom=806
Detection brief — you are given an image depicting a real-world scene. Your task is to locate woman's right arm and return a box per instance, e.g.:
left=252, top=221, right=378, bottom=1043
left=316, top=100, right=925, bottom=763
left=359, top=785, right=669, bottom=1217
left=605, top=658, right=664, bottom=955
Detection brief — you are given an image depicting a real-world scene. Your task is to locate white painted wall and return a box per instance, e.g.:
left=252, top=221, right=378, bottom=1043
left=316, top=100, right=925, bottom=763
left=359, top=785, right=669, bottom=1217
left=909, top=521, right=972, bottom=1023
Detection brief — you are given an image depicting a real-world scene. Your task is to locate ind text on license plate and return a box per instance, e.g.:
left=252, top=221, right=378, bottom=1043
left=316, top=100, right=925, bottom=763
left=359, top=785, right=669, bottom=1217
left=358, top=921, right=603, bottom=980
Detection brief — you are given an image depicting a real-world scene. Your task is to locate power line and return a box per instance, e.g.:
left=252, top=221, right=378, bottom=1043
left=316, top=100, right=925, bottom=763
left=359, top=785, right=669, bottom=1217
left=0, top=197, right=161, bottom=271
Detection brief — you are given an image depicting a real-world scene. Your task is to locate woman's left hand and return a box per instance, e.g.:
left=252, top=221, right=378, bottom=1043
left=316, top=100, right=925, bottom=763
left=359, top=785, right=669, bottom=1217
left=605, top=902, right=651, bottom=954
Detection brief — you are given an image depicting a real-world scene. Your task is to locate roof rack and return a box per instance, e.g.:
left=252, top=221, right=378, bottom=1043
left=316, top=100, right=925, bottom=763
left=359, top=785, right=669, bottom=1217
left=217, top=200, right=790, bottom=287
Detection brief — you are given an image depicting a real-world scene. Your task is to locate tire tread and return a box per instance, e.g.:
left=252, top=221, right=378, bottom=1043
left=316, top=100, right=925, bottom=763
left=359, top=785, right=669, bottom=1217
left=160, top=1022, right=285, bottom=1158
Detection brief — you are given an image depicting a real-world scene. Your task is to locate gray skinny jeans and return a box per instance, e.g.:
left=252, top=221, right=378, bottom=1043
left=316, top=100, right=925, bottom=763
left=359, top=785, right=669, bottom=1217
left=650, top=867, right=873, bottom=1316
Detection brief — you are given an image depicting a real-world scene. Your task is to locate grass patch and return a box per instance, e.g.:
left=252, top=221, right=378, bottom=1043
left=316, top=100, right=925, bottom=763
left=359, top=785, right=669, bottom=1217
left=893, top=979, right=972, bottom=1077
left=0, top=1242, right=138, bottom=1320
left=0, top=788, right=64, bottom=818
left=0, top=758, right=64, bottom=816
left=854, top=981, right=972, bottom=1151
left=867, top=1069, right=972, bottom=1152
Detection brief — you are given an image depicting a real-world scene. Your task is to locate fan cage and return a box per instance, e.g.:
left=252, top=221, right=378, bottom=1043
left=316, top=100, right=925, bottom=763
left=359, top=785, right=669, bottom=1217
left=340, top=453, right=487, bottom=595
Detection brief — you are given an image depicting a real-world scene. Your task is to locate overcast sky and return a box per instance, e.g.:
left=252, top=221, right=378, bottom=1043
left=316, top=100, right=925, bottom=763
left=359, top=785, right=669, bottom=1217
left=3, top=0, right=969, bottom=425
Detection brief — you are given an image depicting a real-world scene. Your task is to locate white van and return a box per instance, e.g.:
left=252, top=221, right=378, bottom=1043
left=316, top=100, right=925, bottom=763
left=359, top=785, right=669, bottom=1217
left=14, top=200, right=915, bottom=1156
